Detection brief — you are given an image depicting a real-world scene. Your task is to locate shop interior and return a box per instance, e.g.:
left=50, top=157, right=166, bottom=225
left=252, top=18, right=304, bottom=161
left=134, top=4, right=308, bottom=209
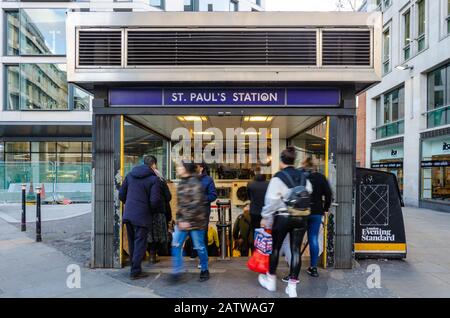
left=122, top=115, right=328, bottom=258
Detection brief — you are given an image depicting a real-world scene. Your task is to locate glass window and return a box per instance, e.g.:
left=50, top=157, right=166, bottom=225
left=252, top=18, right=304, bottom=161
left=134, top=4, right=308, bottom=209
left=20, top=64, right=68, bottom=110
left=38, top=142, right=57, bottom=153
left=5, top=11, right=19, bottom=56
left=150, top=0, right=165, bottom=10
left=447, top=0, right=450, bottom=34
left=417, top=0, right=426, bottom=52
left=71, top=85, right=92, bottom=111
left=19, top=9, right=67, bottom=55
left=5, top=142, right=30, bottom=153
left=375, top=87, right=405, bottom=139
left=376, top=0, right=382, bottom=11
left=5, top=65, right=20, bottom=110
left=230, top=0, right=239, bottom=11
left=421, top=136, right=450, bottom=202
left=428, top=67, right=447, bottom=110
left=403, top=10, right=411, bottom=61
left=82, top=142, right=92, bottom=154
left=57, top=142, right=82, bottom=154
left=376, top=98, right=383, bottom=127
left=382, top=27, right=390, bottom=75
left=197, top=0, right=233, bottom=11
left=184, top=0, right=194, bottom=11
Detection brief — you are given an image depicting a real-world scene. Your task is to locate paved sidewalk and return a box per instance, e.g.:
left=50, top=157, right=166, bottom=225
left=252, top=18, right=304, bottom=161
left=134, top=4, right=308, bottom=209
left=0, top=218, right=158, bottom=298
left=0, top=204, right=91, bottom=223
left=1, top=206, right=450, bottom=298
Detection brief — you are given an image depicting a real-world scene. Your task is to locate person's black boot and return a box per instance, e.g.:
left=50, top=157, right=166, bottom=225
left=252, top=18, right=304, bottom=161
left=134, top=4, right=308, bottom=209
left=170, top=273, right=183, bottom=284
left=199, top=270, right=210, bottom=282
left=130, top=272, right=149, bottom=280
left=307, top=267, right=319, bottom=278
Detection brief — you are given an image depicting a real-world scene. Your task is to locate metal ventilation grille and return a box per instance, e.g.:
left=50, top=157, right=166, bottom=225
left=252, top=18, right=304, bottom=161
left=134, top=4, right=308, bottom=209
left=78, top=30, right=122, bottom=67
left=126, top=30, right=317, bottom=66
left=322, top=30, right=371, bottom=66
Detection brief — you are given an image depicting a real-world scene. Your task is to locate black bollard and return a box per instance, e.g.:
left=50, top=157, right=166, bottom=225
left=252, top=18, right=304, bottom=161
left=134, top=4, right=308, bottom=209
left=21, top=184, right=26, bottom=232
left=36, top=186, right=42, bottom=242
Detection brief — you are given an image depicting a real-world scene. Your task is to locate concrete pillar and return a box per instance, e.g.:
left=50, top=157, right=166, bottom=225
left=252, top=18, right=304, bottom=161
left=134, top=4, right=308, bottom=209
left=329, top=87, right=357, bottom=269
left=91, top=91, right=122, bottom=268
left=402, top=74, right=424, bottom=207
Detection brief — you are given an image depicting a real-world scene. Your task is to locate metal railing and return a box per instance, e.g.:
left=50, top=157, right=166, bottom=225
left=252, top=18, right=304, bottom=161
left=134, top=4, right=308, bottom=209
left=423, top=105, right=450, bottom=129
left=374, top=119, right=405, bottom=139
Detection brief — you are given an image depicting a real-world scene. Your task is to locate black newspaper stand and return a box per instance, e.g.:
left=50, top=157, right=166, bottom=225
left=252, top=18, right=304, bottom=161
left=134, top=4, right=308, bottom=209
left=355, top=168, right=407, bottom=259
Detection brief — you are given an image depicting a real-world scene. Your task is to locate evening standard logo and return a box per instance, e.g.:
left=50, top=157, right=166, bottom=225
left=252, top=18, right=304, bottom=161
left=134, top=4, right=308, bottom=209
left=362, top=227, right=395, bottom=242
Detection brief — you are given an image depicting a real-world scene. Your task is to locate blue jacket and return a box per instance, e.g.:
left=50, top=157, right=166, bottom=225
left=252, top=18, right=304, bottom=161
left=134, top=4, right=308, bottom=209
left=119, top=165, right=161, bottom=228
left=199, top=173, right=217, bottom=214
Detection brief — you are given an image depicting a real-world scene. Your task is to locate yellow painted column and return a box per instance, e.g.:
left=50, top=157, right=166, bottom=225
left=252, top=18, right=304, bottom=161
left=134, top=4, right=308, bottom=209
left=119, top=116, right=125, bottom=267
left=322, top=116, right=330, bottom=269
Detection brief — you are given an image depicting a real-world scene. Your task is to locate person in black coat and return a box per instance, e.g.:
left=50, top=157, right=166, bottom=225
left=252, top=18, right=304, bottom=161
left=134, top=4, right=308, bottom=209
left=302, top=157, right=332, bottom=278
left=119, top=156, right=161, bottom=280
left=247, top=166, right=269, bottom=232
left=146, top=155, right=172, bottom=263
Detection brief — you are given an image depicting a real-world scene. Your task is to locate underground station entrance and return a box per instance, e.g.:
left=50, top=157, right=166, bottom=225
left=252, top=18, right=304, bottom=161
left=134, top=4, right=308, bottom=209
left=66, top=11, right=382, bottom=271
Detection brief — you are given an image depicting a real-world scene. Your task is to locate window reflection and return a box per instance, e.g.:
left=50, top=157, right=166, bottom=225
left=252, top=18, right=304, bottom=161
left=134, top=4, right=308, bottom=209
left=21, top=64, right=68, bottom=110
left=20, top=9, right=67, bottom=55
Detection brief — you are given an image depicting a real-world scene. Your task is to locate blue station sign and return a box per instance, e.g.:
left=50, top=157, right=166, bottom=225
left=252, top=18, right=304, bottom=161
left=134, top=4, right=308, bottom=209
left=109, top=88, right=341, bottom=107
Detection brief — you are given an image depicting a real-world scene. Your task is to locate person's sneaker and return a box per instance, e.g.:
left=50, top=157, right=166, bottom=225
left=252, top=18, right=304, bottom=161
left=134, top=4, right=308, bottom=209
left=130, top=272, right=149, bottom=280
left=199, top=270, right=210, bottom=282
left=307, top=267, right=319, bottom=278
left=197, top=263, right=202, bottom=269
left=281, top=275, right=290, bottom=283
left=258, top=273, right=276, bottom=292
left=285, top=280, right=298, bottom=298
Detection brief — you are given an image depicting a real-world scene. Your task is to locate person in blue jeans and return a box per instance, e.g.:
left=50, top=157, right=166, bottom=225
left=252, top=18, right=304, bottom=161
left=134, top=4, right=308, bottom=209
left=171, top=161, right=210, bottom=283
left=303, top=157, right=332, bottom=278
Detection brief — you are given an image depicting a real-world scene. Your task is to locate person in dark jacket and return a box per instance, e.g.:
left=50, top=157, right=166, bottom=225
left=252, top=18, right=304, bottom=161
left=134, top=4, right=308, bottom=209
left=302, top=157, right=332, bottom=278
left=172, top=161, right=210, bottom=283
left=145, top=155, right=172, bottom=264
left=247, top=166, right=269, bottom=232
left=188, top=162, right=217, bottom=260
left=119, top=156, right=161, bottom=280
left=197, top=162, right=217, bottom=217
left=232, top=206, right=253, bottom=256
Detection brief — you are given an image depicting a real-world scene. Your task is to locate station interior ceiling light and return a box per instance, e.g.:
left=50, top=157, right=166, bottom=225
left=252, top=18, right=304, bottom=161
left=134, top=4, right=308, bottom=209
left=243, top=116, right=273, bottom=122
left=177, top=116, right=208, bottom=122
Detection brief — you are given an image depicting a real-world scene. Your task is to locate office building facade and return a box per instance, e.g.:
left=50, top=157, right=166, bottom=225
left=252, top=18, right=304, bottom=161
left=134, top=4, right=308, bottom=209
left=0, top=0, right=265, bottom=203
left=360, top=0, right=450, bottom=211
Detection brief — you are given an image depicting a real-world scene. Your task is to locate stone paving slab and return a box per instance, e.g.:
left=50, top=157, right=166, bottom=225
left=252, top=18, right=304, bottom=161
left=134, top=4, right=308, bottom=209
left=1, top=206, right=450, bottom=298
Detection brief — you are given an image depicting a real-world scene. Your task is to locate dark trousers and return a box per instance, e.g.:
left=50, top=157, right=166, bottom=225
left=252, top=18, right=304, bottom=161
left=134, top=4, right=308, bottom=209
left=125, top=222, right=149, bottom=276
left=269, top=215, right=307, bottom=280
left=250, top=214, right=262, bottom=231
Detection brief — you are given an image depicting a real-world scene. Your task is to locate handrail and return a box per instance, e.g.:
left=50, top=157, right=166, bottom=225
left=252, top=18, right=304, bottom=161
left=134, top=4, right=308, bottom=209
left=421, top=104, right=450, bottom=116
left=372, top=119, right=405, bottom=131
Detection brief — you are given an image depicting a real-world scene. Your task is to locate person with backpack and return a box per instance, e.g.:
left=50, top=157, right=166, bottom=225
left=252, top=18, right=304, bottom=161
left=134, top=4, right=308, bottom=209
left=119, top=156, right=161, bottom=280
left=302, top=157, right=332, bottom=278
left=258, top=147, right=312, bottom=298
left=171, top=161, right=210, bottom=283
